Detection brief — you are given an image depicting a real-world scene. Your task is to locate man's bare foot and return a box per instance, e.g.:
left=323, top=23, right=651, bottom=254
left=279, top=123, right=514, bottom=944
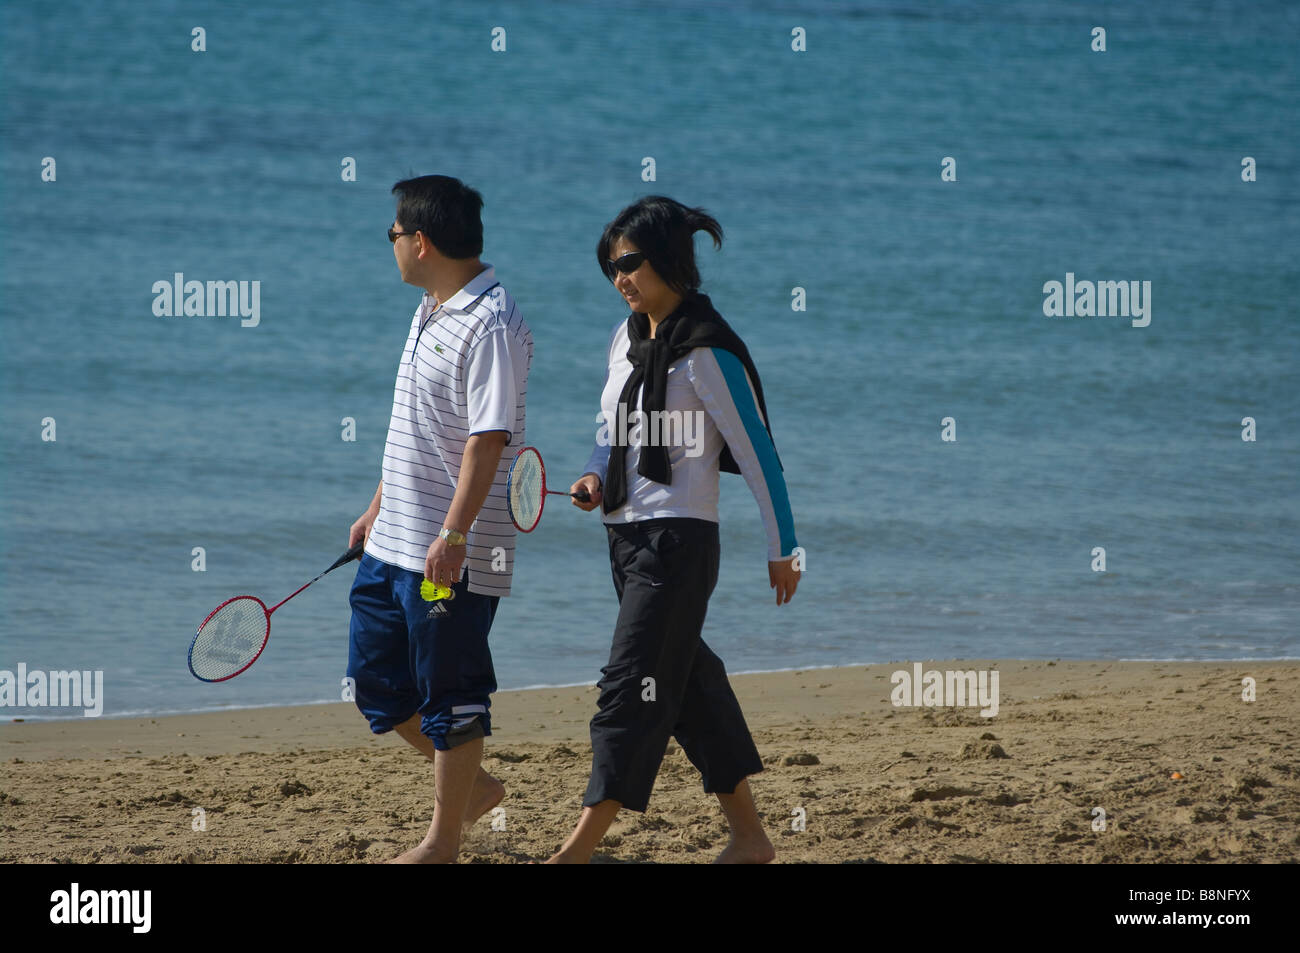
left=543, top=849, right=587, bottom=864
left=713, top=835, right=776, bottom=864
left=386, top=841, right=454, bottom=864
left=383, top=775, right=502, bottom=863
left=466, top=773, right=505, bottom=827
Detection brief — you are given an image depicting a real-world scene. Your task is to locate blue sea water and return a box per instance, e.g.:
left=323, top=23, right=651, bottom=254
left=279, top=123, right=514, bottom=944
left=1, top=0, right=1297, bottom=721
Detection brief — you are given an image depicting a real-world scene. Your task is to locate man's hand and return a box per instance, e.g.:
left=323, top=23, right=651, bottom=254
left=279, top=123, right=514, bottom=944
left=571, top=473, right=603, bottom=512
left=425, top=535, right=466, bottom=589
left=349, top=483, right=383, bottom=548
left=769, top=558, right=800, bottom=605
left=428, top=431, right=509, bottom=588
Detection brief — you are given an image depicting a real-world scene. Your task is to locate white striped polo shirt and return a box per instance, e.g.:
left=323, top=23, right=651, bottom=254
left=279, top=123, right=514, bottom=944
left=366, top=265, right=532, bottom=597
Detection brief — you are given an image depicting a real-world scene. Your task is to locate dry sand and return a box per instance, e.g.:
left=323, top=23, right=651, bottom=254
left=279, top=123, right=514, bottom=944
left=1, top=661, right=1296, bottom=863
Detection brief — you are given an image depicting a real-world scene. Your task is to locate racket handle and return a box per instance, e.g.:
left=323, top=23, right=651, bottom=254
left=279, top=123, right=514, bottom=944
left=326, top=541, right=365, bottom=573
left=545, top=489, right=592, bottom=502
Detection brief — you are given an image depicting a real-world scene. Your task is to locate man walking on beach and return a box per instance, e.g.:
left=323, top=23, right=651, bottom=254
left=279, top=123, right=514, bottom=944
left=347, top=174, right=532, bottom=863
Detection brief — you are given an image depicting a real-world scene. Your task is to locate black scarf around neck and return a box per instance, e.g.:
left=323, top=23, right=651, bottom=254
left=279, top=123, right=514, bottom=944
left=602, top=291, right=781, bottom=514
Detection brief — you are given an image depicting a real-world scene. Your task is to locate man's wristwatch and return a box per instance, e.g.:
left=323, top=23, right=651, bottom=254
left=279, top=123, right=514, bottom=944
left=438, top=528, right=467, bottom=546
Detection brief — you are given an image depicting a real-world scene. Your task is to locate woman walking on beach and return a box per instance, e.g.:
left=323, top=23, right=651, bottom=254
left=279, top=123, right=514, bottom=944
left=547, top=196, right=801, bottom=864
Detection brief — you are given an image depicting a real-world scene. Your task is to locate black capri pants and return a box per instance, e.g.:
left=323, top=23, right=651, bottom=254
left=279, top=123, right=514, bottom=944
left=583, top=517, right=764, bottom=813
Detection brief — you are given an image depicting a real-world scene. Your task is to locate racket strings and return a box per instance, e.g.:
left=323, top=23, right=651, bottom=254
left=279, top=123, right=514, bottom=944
left=508, top=451, right=544, bottom=530
left=190, top=597, right=269, bottom=681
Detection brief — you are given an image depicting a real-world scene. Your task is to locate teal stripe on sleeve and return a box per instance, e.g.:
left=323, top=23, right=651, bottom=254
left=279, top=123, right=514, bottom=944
left=711, top=348, right=797, bottom=555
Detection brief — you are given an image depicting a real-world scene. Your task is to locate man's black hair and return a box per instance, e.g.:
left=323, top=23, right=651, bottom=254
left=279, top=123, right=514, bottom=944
left=391, top=174, right=484, bottom=259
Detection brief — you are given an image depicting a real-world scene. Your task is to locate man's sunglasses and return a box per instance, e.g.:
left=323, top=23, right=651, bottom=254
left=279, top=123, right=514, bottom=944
left=388, top=227, right=417, bottom=243
left=602, top=252, right=645, bottom=280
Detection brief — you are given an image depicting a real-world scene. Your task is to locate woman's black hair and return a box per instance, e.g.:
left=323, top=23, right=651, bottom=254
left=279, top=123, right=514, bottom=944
left=597, top=195, right=723, bottom=294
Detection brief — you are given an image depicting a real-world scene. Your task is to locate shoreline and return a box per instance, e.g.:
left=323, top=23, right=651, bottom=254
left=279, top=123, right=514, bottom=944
left=5, top=655, right=1297, bottom=727
left=2, top=659, right=1296, bottom=863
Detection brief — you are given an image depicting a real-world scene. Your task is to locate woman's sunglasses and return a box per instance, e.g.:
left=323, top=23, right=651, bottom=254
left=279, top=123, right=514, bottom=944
left=602, top=252, right=645, bottom=280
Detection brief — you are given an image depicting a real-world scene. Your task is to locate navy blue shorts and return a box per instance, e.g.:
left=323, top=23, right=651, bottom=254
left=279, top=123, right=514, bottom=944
left=347, top=553, right=499, bottom=750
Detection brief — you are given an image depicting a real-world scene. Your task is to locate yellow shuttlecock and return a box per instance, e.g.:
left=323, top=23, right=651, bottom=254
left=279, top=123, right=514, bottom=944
left=420, top=579, right=453, bottom=602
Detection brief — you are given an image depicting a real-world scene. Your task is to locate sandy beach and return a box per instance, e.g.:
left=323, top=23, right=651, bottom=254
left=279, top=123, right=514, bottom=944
left=1, top=660, right=1296, bottom=863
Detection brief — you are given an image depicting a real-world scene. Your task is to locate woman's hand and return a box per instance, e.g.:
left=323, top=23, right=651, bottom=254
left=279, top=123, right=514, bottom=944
left=572, top=473, right=603, bottom=512
left=769, top=558, right=800, bottom=605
